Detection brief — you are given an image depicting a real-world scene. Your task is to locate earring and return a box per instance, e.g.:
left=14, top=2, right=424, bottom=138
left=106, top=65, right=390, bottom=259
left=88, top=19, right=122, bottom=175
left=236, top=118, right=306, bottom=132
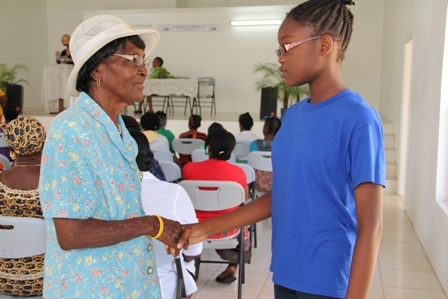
left=96, top=79, right=101, bottom=87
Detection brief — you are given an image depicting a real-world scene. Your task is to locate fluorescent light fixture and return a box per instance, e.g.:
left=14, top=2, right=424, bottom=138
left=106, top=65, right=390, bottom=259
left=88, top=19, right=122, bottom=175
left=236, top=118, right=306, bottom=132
left=231, top=20, right=282, bottom=26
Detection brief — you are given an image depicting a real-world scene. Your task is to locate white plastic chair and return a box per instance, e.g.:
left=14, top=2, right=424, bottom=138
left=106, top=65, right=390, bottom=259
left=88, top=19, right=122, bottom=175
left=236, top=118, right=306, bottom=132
left=172, top=138, right=205, bottom=155
left=231, top=163, right=257, bottom=249
left=247, top=151, right=273, bottom=197
left=192, top=149, right=236, bottom=163
left=153, top=149, right=173, bottom=162
left=0, top=154, right=11, bottom=170
left=0, top=216, right=46, bottom=299
left=158, top=161, right=181, bottom=182
left=191, top=148, right=208, bottom=162
left=192, top=77, right=216, bottom=115
left=232, top=140, right=253, bottom=162
left=179, top=180, right=245, bottom=299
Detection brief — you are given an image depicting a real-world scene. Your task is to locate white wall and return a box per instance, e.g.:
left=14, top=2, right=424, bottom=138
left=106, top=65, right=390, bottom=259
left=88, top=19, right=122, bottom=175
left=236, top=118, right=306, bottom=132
left=379, top=0, right=448, bottom=292
left=0, top=0, right=48, bottom=111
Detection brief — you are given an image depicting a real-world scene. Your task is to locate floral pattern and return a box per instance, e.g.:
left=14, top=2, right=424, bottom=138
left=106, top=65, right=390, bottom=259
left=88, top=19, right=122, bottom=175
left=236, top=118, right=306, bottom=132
left=39, top=93, right=161, bottom=299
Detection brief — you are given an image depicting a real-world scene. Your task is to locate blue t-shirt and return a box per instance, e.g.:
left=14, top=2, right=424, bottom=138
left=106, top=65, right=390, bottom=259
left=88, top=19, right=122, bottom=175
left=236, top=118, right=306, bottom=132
left=249, top=140, right=273, bottom=152
left=40, top=93, right=161, bottom=299
left=270, top=89, right=385, bottom=298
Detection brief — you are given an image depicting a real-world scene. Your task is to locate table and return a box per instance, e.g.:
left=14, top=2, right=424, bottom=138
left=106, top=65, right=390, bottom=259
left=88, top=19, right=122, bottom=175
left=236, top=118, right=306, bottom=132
left=41, top=64, right=76, bottom=113
left=143, top=79, right=198, bottom=98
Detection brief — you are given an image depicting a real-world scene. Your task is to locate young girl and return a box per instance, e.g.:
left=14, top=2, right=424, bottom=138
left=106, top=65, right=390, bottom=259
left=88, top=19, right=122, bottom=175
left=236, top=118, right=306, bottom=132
left=176, top=1, right=385, bottom=298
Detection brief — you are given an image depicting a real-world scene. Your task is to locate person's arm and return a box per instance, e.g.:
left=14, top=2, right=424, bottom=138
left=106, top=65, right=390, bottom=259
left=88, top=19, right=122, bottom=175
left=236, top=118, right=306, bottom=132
left=177, top=191, right=272, bottom=250
left=53, top=215, right=183, bottom=251
left=345, top=183, right=383, bottom=299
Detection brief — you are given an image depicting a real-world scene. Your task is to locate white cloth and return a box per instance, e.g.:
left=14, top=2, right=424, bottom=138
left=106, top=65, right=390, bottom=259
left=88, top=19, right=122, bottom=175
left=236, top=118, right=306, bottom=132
left=141, top=172, right=202, bottom=299
left=41, top=64, right=77, bottom=113
left=144, top=79, right=198, bottom=98
left=235, top=131, right=258, bottom=160
left=235, top=130, right=258, bottom=142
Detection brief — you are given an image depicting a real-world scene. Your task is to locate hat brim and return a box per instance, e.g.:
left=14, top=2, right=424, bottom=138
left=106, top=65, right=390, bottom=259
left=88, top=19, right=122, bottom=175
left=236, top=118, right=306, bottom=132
left=67, top=29, right=160, bottom=96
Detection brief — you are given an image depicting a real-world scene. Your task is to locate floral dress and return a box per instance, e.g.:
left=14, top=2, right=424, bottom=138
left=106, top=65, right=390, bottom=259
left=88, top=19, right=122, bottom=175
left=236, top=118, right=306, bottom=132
left=39, top=93, right=161, bottom=299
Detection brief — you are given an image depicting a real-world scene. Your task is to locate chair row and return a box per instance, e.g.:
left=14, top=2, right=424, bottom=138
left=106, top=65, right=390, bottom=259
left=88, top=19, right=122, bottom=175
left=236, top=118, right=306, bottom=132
left=154, top=138, right=253, bottom=162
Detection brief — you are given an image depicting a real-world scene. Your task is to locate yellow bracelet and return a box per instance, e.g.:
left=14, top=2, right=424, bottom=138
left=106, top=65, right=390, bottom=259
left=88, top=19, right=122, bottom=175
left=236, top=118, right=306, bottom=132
left=149, top=215, right=164, bottom=239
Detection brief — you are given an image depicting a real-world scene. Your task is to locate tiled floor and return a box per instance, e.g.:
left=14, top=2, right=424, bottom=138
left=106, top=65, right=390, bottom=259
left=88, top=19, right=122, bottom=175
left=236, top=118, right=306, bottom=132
left=191, top=194, right=448, bottom=299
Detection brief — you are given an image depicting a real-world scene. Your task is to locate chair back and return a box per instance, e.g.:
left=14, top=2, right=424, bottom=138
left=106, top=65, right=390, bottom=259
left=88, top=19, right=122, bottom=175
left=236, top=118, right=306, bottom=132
left=172, top=138, right=205, bottom=155
left=232, top=140, right=252, bottom=159
left=232, top=163, right=255, bottom=185
left=153, top=148, right=173, bottom=162
left=158, top=161, right=181, bottom=182
left=191, top=148, right=208, bottom=162
left=192, top=149, right=236, bottom=163
left=247, top=151, right=272, bottom=172
left=179, top=180, right=245, bottom=211
left=0, top=154, right=11, bottom=170
left=0, top=216, right=46, bottom=258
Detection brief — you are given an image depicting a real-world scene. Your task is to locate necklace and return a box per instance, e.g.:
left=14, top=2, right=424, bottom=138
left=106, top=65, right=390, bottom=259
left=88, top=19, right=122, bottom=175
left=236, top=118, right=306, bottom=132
left=14, top=164, right=41, bottom=167
left=116, top=123, right=122, bottom=135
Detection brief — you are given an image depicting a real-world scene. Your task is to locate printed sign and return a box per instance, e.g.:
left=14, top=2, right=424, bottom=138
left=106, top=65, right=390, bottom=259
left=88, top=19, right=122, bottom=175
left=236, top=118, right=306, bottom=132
left=157, top=24, right=223, bottom=33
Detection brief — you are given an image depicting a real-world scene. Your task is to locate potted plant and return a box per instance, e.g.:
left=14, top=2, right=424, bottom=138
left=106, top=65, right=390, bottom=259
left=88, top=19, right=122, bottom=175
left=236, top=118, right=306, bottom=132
left=253, top=62, right=309, bottom=114
left=0, top=63, right=29, bottom=113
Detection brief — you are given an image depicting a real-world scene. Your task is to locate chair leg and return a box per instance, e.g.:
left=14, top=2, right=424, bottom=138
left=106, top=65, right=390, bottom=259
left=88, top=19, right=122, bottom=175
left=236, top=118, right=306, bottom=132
left=238, top=228, right=244, bottom=299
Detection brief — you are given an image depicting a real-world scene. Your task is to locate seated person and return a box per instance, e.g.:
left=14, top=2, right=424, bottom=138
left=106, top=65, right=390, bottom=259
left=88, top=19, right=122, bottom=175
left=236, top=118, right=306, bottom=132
left=125, top=121, right=166, bottom=181
left=249, top=116, right=281, bottom=152
left=0, top=109, right=19, bottom=161
left=178, top=115, right=207, bottom=167
left=249, top=116, right=281, bottom=194
left=140, top=112, right=170, bottom=152
left=198, top=122, right=224, bottom=150
left=183, top=128, right=250, bottom=284
left=136, top=57, right=174, bottom=113
left=155, top=111, right=175, bottom=152
left=0, top=116, right=46, bottom=297
left=132, top=130, right=202, bottom=298
left=235, top=112, right=258, bottom=162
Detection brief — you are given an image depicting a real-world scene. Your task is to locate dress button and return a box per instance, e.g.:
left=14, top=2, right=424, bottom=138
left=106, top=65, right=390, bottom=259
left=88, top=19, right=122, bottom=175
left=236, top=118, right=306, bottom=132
left=147, top=244, right=152, bottom=251
left=147, top=267, right=154, bottom=274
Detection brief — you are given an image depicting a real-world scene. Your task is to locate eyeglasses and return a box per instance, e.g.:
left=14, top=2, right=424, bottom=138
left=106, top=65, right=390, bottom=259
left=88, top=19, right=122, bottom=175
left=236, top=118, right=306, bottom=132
left=113, top=54, right=150, bottom=68
left=275, top=36, right=322, bottom=57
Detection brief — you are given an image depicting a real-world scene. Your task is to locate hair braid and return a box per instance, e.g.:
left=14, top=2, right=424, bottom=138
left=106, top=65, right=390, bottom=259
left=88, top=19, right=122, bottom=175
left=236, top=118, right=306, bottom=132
left=286, top=0, right=355, bottom=62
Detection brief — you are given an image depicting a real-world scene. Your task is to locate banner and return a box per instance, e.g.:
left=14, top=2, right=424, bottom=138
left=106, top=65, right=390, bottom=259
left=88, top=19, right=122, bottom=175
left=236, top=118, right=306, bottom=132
left=157, top=24, right=223, bottom=33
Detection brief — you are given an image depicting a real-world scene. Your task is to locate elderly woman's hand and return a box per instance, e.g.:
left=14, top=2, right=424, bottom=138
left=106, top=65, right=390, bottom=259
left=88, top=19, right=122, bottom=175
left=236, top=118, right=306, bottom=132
left=151, top=216, right=183, bottom=250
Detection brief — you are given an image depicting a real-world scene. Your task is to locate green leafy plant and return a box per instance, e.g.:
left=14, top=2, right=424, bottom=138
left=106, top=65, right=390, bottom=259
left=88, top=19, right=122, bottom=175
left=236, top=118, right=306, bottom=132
left=253, top=62, right=310, bottom=110
left=0, top=63, right=29, bottom=90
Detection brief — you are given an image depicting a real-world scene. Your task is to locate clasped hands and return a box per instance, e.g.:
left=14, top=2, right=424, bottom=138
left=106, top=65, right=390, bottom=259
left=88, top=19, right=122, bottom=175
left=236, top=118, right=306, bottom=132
left=152, top=216, right=208, bottom=257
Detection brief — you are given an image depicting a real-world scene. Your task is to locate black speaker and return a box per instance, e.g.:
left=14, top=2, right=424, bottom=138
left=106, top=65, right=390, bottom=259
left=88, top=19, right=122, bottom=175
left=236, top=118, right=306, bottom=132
left=5, top=83, right=24, bottom=114
left=259, top=87, right=278, bottom=120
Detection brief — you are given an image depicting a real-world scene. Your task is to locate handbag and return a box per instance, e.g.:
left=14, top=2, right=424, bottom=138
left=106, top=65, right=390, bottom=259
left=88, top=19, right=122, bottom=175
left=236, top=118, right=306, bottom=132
left=175, top=257, right=187, bottom=299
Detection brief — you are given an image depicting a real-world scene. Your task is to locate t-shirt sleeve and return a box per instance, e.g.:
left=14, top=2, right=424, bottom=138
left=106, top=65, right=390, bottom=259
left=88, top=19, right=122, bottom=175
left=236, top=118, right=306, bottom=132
left=349, top=122, right=386, bottom=189
left=40, top=120, right=97, bottom=219
left=249, top=140, right=258, bottom=152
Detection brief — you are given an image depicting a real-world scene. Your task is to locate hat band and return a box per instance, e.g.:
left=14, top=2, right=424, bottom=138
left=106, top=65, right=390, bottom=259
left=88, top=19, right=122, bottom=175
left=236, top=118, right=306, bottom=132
left=73, top=22, right=135, bottom=63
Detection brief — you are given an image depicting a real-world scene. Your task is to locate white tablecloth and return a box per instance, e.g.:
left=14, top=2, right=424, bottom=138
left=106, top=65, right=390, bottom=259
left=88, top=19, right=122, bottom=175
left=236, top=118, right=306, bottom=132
left=41, top=64, right=74, bottom=113
left=144, top=79, right=198, bottom=98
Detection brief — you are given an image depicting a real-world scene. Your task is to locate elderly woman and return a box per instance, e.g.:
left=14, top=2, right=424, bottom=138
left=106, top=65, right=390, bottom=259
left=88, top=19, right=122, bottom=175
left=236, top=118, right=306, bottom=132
left=0, top=116, right=46, bottom=297
left=39, top=15, right=182, bottom=298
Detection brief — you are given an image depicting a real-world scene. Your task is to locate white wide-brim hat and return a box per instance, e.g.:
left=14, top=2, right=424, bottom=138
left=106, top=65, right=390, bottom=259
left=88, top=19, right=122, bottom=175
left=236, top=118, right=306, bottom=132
left=67, top=15, right=160, bottom=96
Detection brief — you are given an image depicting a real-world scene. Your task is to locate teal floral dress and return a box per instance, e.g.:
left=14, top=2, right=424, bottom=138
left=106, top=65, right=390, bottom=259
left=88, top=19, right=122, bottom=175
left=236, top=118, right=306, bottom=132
left=39, top=93, right=161, bottom=299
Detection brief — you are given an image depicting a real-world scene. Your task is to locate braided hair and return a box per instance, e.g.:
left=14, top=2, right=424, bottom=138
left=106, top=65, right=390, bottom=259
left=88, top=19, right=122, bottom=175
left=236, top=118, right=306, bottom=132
left=264, top=116, right=282, bottom=135
left=286, top=0, right=355, bottom=62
